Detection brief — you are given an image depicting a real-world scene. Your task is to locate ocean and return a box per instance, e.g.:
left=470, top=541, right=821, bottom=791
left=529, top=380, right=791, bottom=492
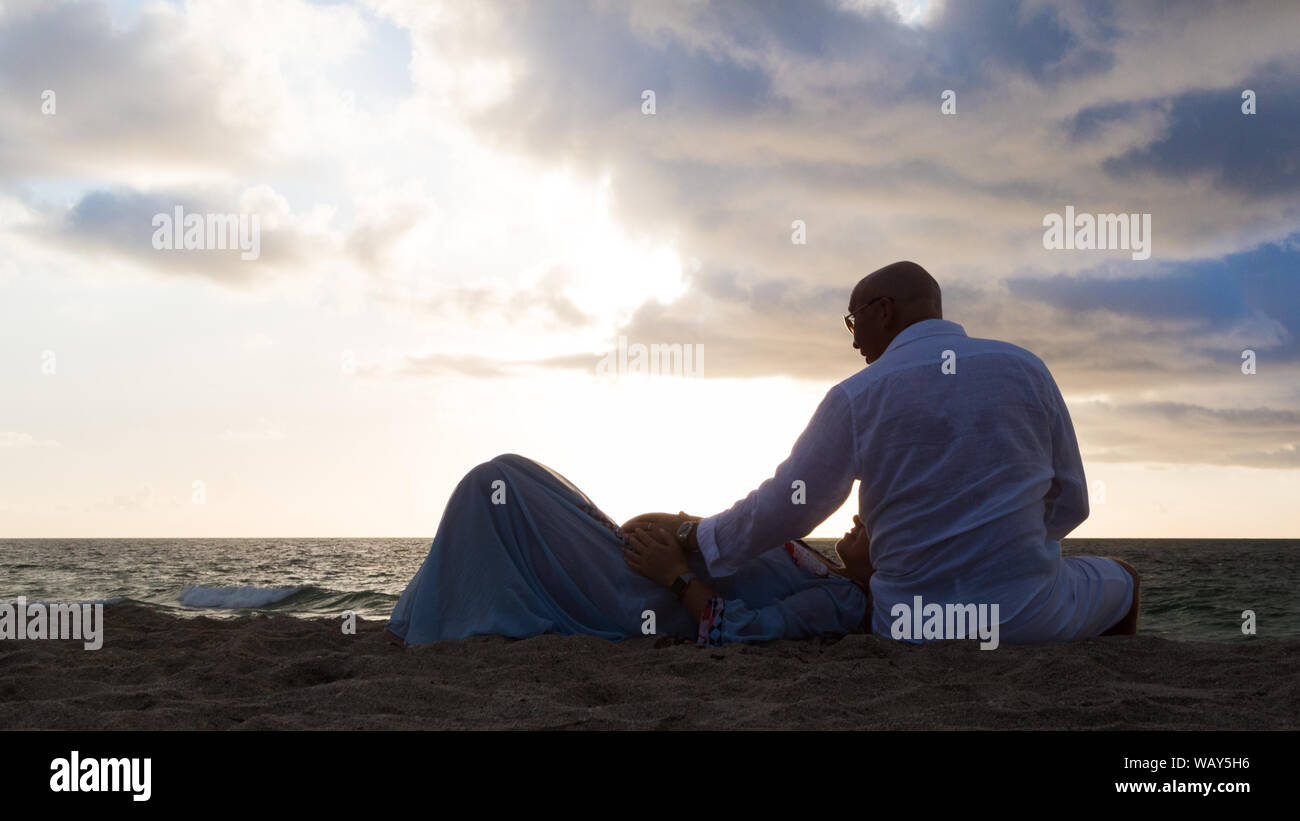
left=1, top=538, right=1294, bottom=642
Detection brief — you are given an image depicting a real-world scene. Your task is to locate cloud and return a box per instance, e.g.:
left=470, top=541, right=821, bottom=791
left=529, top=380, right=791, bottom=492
left=0, top=431, right=60, bottom=448
left=360, top=352, right=516, bottom=379
left=21, top=185, right=323, bottom=286
left=1075, top=400, right=1300, bottom=468
left=7, top=0, right=1300, bottom=478
left=0, top=0, right=349, bottom=184
left=374, top=262, right=596, bottom=330
left=1099, top=73, right=1300, bottom=196
left=377, top=0, right=1300, bottom=289
left=1009, top=236, right=1300, bottom=362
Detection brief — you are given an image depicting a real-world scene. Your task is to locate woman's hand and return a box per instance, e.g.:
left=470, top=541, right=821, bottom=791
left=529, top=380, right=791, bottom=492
left=623, top=526, right=690, bottom=588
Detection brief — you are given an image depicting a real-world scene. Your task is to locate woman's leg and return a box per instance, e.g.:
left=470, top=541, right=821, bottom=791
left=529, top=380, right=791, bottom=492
left=386, top=454, right=688, bottom=644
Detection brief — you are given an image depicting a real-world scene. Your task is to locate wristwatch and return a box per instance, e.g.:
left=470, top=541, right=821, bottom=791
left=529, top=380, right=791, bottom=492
left=669, top=572, right=696, bottom=598
left=675, top=518, right=698, bottom=551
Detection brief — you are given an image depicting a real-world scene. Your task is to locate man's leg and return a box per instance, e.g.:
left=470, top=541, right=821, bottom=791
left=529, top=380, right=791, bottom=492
left=1099, top=557, right=1140, bottom=636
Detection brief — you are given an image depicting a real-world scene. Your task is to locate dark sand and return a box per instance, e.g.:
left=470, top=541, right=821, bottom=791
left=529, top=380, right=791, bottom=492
left=1, top=604, right=1295, bottom=730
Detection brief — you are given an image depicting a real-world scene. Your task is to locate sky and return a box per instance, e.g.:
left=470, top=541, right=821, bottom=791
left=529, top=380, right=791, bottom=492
left=1, top=0, right=1297, bottom=538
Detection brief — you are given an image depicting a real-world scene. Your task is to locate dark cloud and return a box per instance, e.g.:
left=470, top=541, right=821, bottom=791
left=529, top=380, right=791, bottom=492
left=29, top=187, right=312, bottom=285
left=1008, top=236, right=1300, bottom=362
left=1129, top=401, right=1300, bottom=429
left=466, top=0, right=1125, bottom=156
left=1101, top=71, right=1300, bottom=196
left=1062, top=99, right=1144, bottom=142
left=475, top=0, right=782, bottom=131
left=923, top=0, right=1117, bottom=88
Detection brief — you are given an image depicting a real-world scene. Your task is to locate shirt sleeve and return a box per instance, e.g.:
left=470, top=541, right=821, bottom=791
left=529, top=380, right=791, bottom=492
left=696, top=583, right=867, bottom=646
left=696, top=385, right=858, bottom=577
left=1042, top=373, right=1089, bottom=542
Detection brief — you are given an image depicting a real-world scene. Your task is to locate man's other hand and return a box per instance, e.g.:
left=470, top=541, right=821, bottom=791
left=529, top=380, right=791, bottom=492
left=623, top=526, right=691, bottom=587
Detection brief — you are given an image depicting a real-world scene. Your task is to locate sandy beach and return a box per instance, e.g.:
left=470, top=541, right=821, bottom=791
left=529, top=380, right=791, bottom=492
left=0, top=604, right=1293, bottom=730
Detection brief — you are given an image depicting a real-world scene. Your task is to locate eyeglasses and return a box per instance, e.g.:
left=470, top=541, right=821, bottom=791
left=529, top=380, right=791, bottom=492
left=843, top=296, right=886, bottom=333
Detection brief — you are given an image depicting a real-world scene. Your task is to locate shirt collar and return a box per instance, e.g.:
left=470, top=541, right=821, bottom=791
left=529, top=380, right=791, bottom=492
left=881, top=318, right=967, bottom=358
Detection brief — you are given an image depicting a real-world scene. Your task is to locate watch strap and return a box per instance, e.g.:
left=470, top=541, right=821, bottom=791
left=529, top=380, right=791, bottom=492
left=670, top=572, right=696, bottom=597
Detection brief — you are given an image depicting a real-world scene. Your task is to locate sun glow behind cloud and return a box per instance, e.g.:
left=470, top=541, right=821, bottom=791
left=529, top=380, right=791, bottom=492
left=838, top=0, right=941, bottom=27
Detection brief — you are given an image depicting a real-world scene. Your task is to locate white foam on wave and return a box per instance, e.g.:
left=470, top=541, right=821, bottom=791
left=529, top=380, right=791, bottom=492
left=178, top=584, right=302, bottom=609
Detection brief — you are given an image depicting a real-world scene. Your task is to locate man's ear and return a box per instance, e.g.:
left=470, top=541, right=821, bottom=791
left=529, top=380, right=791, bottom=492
left=880, top=297, right=896, bottom=327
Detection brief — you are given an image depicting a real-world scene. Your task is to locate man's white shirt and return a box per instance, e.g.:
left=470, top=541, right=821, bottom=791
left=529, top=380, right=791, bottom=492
left=695, top=318, right=1128, bottom=642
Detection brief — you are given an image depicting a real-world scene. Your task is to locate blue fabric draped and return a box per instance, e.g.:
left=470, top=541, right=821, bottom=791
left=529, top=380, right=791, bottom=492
left=387, top=454, right=867, bottom=645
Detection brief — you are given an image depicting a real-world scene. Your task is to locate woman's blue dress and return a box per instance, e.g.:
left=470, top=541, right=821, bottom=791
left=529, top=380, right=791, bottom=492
left=386, top=454, right=867, bottom=645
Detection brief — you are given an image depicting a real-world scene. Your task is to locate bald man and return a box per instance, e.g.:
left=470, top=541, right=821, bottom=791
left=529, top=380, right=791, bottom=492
left=623, top=260, right=1140, bottom=644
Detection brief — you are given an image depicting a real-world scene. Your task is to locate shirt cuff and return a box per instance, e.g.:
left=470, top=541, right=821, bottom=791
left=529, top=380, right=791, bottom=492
left=696, top=514, right=723, bottom=571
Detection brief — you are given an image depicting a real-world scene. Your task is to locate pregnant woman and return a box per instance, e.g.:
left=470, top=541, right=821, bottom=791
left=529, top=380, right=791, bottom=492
left=386, top=453, right=871, bottom=646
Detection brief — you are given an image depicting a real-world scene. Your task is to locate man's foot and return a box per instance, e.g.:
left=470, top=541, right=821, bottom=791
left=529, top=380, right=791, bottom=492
left=1099, top=557, right=1140, bottom=636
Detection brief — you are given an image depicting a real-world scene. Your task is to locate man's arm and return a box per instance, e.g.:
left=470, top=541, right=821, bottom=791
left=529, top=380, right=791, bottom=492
left=1043, top=374, right=1089, bottom=542
left=696, top=384, right=858, bottom=576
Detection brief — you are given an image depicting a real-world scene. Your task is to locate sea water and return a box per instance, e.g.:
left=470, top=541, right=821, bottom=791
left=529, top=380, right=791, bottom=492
left=1, top=538, right=1294, bottom=642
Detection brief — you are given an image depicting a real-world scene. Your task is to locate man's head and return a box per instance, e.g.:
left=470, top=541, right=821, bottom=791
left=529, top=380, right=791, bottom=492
left=846, top=260, right=942, bottom=364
